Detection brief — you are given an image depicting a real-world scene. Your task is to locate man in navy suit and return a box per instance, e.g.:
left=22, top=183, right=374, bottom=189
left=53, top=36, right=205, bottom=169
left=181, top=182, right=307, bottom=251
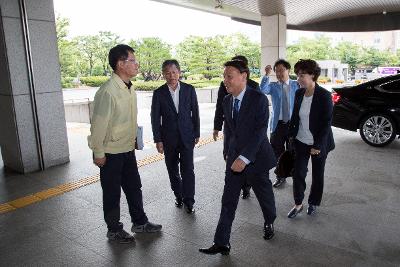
left=151, top=59, right=200, bottom=214
left=199, top=60, right=277, bottom=255
left=213, top=55, right=260, bottom=200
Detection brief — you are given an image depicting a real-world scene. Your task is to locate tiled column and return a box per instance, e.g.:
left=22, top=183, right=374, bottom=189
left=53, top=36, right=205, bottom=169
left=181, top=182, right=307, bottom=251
left=0, top=0, right=69, bottom=173
left=261, top=14, right=287, bottom=81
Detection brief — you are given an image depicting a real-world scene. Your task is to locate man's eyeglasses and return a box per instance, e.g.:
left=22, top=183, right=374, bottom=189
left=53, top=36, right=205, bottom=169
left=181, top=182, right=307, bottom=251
left=124, top=59, right=139, bottom=65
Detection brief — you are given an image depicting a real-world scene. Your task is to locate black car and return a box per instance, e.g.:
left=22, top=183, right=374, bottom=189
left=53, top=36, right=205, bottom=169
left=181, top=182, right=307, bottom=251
left=332, top=74, right=400, bottom=147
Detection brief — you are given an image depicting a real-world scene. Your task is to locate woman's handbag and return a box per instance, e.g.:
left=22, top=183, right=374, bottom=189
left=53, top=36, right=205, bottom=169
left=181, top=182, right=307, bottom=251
left=274, top=149, right=295, bottom=178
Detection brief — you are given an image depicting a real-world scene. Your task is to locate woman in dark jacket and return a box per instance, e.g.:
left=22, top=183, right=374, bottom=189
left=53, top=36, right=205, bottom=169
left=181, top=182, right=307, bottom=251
left=287, top=59, right=335, bottom=218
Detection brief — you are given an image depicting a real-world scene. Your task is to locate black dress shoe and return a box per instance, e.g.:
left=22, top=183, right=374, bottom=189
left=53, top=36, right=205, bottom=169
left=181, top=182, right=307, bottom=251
left=287, top=205, right=303, bottom=218
left=199, top=243, right=230, bottom=255
left=273, top=178, right=286, bottom=188
left=184, top=204, right=195, bottom=214
left=307, top=204, right=316, bottom=215
left=175, top=198, right=183, bottom=208
left=241, top=189, right=250, bottom=199
left=263, top=223, right=274, bottom=240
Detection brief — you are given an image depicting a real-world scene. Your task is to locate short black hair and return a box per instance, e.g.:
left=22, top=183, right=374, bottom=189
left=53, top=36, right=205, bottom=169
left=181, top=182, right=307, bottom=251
left=294, top=59, right=321, bottom=82
left=224, top=60, right=249, bottom=79
left=231, top=55, right=248, bottom=66
left=108, top=44, right=135, bottom=71
left=273, top=59, right=291, bottom=71
left=162, top=59, right=180, bottom=72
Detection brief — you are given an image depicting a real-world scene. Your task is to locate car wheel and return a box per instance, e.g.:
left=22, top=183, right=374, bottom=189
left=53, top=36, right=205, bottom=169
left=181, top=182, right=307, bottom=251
left=359, top=114, right=397, bottom=147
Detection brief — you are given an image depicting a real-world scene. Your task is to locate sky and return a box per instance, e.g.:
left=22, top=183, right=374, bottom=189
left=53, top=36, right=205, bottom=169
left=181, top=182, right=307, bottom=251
left=54, top=0, right=395, bottom=50
left=53, top=0, right=265, bottom=45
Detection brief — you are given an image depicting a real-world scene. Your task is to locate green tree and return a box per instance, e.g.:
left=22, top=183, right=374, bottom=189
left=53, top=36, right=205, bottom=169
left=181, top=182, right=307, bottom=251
left=56, top=15, right=80, bottom=78
left=95, top=31, right=123, bottom=75
left=221, top=33, right=261, bottom=75
left=176, top=36, right=226, bottom=80
left=335, top=41, right=362, bottom=74
left=56, top=14, right=69, bottom=42
left=74, top=35, right=100, bottom=76
left=360, top=47, right=392, bottom=67
left=129, top=37, right=171, bottom=81
left=287, top=35, right=334, bottom=68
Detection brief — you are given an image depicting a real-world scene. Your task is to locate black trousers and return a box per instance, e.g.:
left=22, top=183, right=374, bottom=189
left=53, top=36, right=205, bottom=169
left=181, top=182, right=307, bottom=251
left=100, top=151, right=148, bottom=232
left=164, top=139, right=195, bottom=206
left=270, top=120, right=290, bottom=161
left=213, top=170, right=276, bottom=246
left=292, top=139, right=327, bottom=206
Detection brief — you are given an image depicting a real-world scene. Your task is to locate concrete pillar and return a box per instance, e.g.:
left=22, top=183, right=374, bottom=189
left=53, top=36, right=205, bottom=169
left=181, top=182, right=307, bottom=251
left=0, top=0, right=69, bottom=173
left=261, top=14, right=287, bottom=81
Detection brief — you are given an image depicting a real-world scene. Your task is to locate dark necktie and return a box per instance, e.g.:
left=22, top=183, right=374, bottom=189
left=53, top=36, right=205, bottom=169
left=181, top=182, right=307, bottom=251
left=281, top=83, right=289, bottom=122
left=233, top=98, right=240, bottom=127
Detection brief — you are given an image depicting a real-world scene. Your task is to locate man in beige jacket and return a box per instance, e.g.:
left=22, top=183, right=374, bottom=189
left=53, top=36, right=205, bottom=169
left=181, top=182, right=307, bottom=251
left=88, top=44, right=161, bottom=243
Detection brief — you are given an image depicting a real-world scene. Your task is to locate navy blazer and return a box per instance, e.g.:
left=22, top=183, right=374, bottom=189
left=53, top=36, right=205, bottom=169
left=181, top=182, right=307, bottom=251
left=289, top=84, right=335, bottom=154
left=214, top=79, right=260, bottom=131
left=151, top=82, right=200, bottom=149
left=223, top=87, right=276, bottom=174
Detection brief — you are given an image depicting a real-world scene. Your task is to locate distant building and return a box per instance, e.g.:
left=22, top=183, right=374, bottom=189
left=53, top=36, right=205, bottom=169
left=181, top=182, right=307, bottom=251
left=288, top=30, right=400, bottom=53
left=317, top=60, right=349, bottom=81
left=355, top=66, right=400, bottom=80
left=373, top=66, right=400, bottom=75
left=355, top=66, right=374, bottom=80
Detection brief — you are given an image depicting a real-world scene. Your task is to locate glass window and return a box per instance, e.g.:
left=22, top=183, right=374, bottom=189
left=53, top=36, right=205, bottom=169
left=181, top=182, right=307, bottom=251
left=379, top=79, right=400, bottom=93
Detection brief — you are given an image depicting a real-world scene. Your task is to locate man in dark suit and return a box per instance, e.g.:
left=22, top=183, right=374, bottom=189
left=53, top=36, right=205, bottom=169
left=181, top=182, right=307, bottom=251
left=200, top=60, right=277, bottom=256
left=151, top=59, right=200, bottom=214
left=213, top=55, right=259, bottom=199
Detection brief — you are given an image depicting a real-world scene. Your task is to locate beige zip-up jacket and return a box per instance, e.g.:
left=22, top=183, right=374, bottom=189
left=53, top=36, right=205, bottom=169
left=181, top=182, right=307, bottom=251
left=88, top=73, right=137, bottom=158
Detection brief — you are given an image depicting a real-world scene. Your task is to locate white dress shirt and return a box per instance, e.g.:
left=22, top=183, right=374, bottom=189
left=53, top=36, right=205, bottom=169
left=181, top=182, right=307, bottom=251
left=296, top=94, right=314, bottom=145
left=168, top=82, right=180, bottom=113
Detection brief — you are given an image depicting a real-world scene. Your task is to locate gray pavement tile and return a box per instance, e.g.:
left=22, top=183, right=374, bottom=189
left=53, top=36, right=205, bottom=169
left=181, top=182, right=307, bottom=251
left=0, top=174, right=49, bottom=203
left=47, top=204, right=104, bottom=240
left=67, top=182, right=103, bottom=208
left=0, top=223, right=72, bottom=265
left=192, top=255, right=258, bottom=267
left=1, top=125, right=400, bottom=266
left=10, top=193, right=95, bottom=224
left=135, top=161, right=178, bottom=206
left=26, top=160, right=96, bottom=188
left=0, top=194, right=96, bottom=238
left=300, top=207, right=400, bottom=265
left=229, top=222, right=369, bottom=267
left=19, top=238, right=113, bottom=267
left=141, top=196, right=247, bottom=247
left=75, top=226, right=204, bottom=266
left=325, top=197, right=400, bottom=233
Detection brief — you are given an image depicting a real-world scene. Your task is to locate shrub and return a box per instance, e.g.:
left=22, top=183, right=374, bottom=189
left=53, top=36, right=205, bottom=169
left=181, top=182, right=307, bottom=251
left=185, top=80, right=220, bottom=88
left=133, top=81, right=164, bottom=91
left=80, top=76, right=109, bottom=87
left=318, top=76, right=331, bottom=84
left=355, top=79, right=364, bottom=85
left=187, top=74, right=205, bottom=80
left=61, top=77, right=74, bottom=88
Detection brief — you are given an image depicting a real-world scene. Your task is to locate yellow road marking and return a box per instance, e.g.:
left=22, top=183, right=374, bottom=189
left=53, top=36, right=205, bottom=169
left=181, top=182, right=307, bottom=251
left=0, top=136, right=222, bottom=214
left=8, top=195, right=41, bottom=208
left=0, top=203, right=16, bottom=213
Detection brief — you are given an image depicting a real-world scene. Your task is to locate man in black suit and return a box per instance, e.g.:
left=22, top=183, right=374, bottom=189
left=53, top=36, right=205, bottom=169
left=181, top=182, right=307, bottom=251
left=151, top=59, right=200, bottom=214
left=200, top=60, right=277, bottom=255
left=213, top=55, right=259, bottom=199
